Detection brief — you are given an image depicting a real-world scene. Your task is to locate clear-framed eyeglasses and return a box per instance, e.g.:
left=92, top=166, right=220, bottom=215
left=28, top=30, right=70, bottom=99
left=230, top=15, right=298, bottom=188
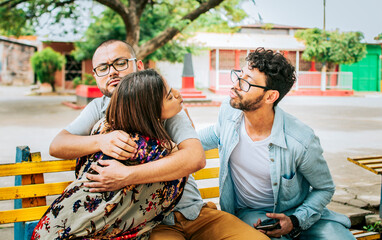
left=230, top=69, right=271, bottom=92
left=93, top=58, right=136, bottom=77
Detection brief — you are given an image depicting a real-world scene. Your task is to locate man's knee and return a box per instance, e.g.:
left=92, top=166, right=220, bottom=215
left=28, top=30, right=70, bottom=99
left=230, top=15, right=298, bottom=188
left=302, top=220, right=355, bottom=239
left=149, top=224, right=185, bottom=240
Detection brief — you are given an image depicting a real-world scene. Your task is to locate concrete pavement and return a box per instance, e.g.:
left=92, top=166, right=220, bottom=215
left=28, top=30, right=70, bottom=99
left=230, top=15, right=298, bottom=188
left=1, top=86, right=381, bottom=237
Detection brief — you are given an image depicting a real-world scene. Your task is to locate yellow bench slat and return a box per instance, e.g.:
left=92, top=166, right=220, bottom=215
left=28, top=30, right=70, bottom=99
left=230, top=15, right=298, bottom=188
left=0, top=159, right=76, bottom=177
left=205, top=148, right=219, bottom=159
left=367, top=163, right=382, bottom=168
left=349, top=156, right=382, bottom=161
left=358, top=159, right=382, bottom=164
left=0, top=206, right=49, bottom=224
left=0, top=181, right=72, bottom=200
left=198, top=187, right=219, bottom=199
left=193, top=167, right=219, bottom=180
left=351, top=229, right=380, bottom=240
left=347, top=157, right=381, bottom=175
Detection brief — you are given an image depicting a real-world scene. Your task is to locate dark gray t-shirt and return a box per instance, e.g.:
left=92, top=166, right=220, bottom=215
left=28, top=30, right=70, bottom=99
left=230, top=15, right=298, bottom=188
left=65, top=96, right=204, bottom=225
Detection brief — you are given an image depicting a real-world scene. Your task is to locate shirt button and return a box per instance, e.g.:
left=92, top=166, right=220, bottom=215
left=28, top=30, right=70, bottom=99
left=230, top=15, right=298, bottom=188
left=273, top=182, right=278, bottom=186
left=270, top=158, right=274, bottom=162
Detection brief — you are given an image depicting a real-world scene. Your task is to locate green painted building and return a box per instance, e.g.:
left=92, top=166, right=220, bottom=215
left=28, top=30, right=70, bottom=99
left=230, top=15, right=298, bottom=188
left=340, top=44, right=381, bottom=91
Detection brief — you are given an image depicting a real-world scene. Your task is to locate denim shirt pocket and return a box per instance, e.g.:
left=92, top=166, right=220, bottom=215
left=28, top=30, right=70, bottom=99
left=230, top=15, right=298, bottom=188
left=279, top=172, right=299, bottom=201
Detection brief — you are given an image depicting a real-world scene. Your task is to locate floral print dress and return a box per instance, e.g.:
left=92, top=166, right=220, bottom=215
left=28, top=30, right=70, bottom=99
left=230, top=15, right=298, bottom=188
left=32, top=118, right=186, bottom=240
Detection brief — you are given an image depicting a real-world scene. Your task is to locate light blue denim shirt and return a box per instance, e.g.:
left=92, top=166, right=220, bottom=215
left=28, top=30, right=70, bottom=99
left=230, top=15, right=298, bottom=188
left=198, top=98, right=350, bottom=230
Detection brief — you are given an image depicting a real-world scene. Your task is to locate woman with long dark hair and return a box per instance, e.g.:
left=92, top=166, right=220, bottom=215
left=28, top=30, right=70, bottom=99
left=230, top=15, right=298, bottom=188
left=32, top=69, right=186, bottom=240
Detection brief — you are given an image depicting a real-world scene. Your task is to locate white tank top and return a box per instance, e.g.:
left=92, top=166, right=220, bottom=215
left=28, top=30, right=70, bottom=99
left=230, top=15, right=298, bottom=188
left=230, top=118, right=274, bottom=209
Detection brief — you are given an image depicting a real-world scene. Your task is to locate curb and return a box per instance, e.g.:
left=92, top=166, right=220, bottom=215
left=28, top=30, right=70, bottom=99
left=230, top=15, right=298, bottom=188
left=183, top=101, right=222, bottom=107
left=63, top=101, right=222, bottom=109
left=62, top=101, right=85, bottom=110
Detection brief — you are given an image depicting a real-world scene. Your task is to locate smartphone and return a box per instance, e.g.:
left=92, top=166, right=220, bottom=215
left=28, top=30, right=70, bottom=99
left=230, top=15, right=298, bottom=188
left=255, top=218, right=281, bottom=231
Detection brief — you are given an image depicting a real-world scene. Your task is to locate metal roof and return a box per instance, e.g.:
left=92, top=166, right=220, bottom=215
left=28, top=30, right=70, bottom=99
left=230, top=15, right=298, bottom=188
left=188, top=32, right=306, bottom=51
left=240, top=24, right=306, bottom=30
left=0, top=36, right=38, bottom=49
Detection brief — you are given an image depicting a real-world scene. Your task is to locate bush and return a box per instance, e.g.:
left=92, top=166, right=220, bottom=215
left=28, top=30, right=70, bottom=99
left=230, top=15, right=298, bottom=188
left=73, top=73, right=97, bottom=88
left=30, top=47, right=66, bottom=92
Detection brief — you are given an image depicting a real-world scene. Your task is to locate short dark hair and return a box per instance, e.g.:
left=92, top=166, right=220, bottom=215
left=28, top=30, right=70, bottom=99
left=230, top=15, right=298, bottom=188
left=93, top=40, right=136, bottom=60
left=246, top=47, right=296, bottom=106
left=106, top=69, right=174, bottom=152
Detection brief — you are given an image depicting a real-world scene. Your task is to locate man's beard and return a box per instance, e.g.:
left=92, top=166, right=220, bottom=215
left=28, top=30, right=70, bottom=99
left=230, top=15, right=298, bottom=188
left=99, top=87, right=113, bottom=98
left=98, top=77, right=119, bottom=98
left=230, top=88, right=265, bottom=112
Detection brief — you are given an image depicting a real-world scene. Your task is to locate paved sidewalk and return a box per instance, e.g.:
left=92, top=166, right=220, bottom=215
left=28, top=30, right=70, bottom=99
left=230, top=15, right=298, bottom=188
left=1, top=86, right=381, bottom=238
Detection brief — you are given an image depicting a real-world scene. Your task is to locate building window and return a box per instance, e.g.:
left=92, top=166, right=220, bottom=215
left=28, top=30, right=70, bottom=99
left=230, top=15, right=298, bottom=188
left=65, top=54, right=82, bottom=81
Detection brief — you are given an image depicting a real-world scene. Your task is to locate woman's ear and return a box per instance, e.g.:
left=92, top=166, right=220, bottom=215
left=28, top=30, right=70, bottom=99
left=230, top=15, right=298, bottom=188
left=265, top=90, right=279, bottom=104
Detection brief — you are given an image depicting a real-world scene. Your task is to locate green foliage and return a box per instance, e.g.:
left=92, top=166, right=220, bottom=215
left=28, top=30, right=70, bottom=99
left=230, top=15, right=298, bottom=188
left=0, top=7, right=35, bottom=36
left=375, top=33, right=382, bottom=40
left=72, top=0, right=245, bottom=63
left=185, top=0, right=246, bottom=33
left=1, top=0, right=245, bottom=62
left=30, top=47, right=66, bottom=92
left=0, top=0, right=82, bottom=37
left=295, top=28, right=366, bottom=66
left=261, top=23, right=274, bottom=30
left=363, top=221, right=382, bottom=233
left=73, top=73, right=97, bottom=87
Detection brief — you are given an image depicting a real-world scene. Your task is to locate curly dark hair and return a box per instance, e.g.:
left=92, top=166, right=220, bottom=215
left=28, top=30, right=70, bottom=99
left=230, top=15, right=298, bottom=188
left=246, top=47, right=296, bottom=106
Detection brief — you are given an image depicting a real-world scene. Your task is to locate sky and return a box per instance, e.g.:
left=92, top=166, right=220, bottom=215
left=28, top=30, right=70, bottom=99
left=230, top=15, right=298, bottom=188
left=241, top=0, right=382, bottom=42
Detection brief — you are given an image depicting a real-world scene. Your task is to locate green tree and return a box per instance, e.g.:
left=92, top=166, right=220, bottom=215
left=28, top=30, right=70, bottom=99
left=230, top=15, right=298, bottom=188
left=295, top=28, right=366, bottom=71
left=375, top=33, right=382, bottom=40
left=30, top=47, right=66, bottom=92
left=295, top=28, right=366, bottom=90
left=72, top=1, right=245, bottom=63
left=0, top=0, right=242, bottom=60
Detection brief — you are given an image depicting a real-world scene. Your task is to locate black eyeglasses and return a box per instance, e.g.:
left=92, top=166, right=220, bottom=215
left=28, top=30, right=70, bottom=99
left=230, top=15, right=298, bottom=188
left=230, top=69, right=271, bottom=92
left=93, top=58, right=136, bottom=77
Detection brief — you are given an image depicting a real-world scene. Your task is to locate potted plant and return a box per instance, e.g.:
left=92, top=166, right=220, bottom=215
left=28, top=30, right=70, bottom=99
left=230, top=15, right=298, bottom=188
left=73, top=73, right=102, bottom=106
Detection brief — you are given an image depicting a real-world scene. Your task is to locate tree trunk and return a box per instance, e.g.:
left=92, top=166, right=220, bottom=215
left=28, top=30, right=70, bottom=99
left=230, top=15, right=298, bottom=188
left=136, top=0, right=225, bottom=59
left=50, top=81, right=56, bottom=92
left=326, top=62, right=336, bottom=87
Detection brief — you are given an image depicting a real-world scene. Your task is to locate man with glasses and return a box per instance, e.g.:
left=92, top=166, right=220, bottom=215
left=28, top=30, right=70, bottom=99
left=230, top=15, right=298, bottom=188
left=50, top=40, right=268, bottom=240
left=198, top=48, right=355, bottom=239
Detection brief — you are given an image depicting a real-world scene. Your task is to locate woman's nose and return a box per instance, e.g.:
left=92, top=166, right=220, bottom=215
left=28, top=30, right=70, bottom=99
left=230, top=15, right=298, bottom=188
left=172, top=89, right=180, bottom=98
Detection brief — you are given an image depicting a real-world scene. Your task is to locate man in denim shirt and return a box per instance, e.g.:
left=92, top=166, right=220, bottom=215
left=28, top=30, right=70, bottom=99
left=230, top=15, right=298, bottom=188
left=198, top=48, right=355, bottom=239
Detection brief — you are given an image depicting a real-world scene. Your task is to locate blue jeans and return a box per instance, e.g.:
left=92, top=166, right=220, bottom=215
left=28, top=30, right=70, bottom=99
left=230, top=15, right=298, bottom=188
left=236, top=208, right=356, bottom=240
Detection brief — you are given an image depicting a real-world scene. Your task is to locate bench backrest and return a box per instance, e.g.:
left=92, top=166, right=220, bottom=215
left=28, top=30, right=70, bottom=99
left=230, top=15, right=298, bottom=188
left=0, top=147, right=220, bottom=225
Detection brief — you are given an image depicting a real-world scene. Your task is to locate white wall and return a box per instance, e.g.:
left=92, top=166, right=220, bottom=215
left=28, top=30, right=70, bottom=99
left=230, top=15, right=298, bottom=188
left=156, top=50, right=210, bottom=89
left=193, top=51, right=210, bottom=89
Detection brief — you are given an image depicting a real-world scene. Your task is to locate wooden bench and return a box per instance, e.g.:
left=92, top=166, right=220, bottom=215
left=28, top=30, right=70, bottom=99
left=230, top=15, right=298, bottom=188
left=351, top=229, right=380, bottom=240
left=0, top=146, right=220, bottom=240
left=347, top=155, right=382, bottom=218
left=0, top=146, right=378, bottom=240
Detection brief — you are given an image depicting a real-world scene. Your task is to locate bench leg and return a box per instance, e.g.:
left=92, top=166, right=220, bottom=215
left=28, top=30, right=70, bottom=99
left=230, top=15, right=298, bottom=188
left=14, top=146, right=30, bottom=240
